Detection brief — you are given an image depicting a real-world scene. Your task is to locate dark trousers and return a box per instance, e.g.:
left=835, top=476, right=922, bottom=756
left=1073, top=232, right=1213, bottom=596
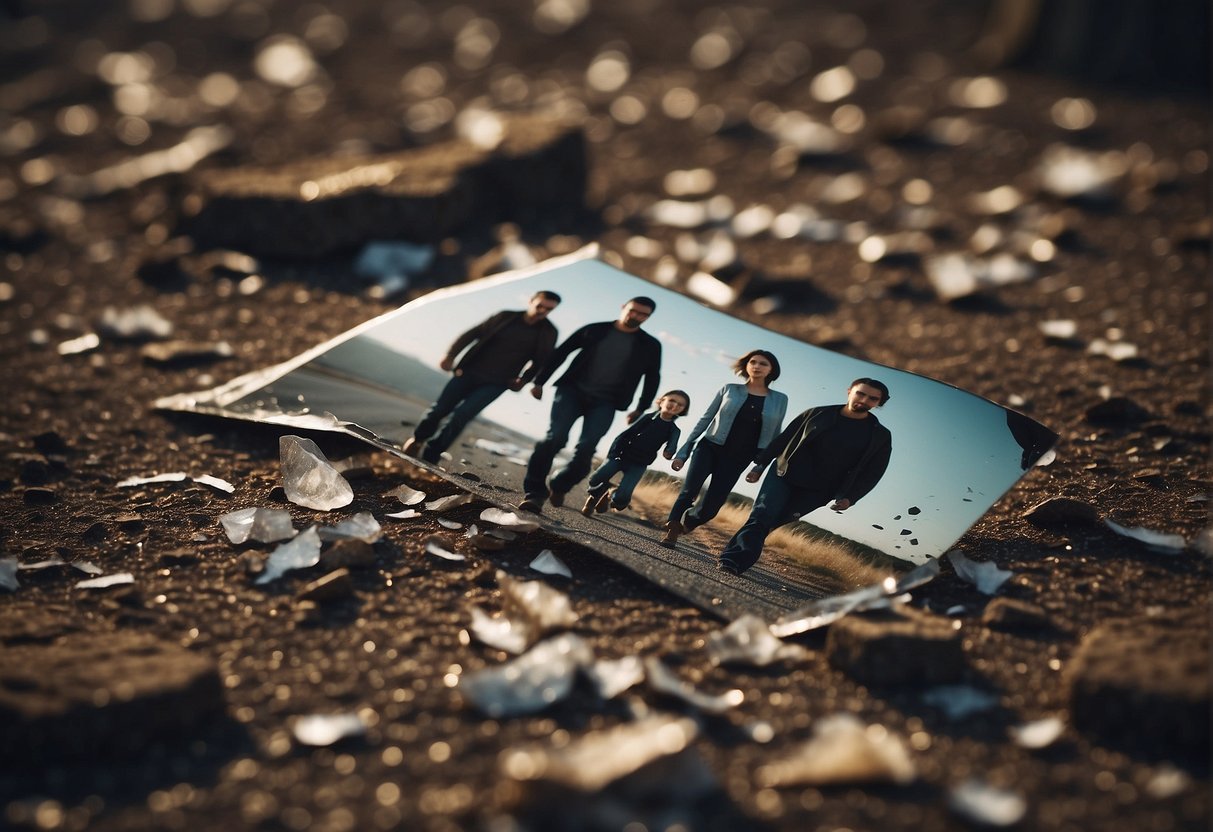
left=720, top=471, right=831, bottom=573
left=524, top=388, right=617, bottom=499
left=666, top=440, right=752, bottom=529
left=586, top=458, right=646, bottom=508
left=413, top=375, right=508, bottom=461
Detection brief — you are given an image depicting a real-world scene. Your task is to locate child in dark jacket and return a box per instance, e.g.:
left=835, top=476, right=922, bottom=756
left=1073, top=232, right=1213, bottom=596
left=581, top=390, right=690, bottom=515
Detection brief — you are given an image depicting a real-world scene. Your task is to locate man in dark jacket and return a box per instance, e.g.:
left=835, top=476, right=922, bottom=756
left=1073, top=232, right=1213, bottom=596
left=403, top=290, right=560, bottom=464
left=518, top=297, right=662, bottom=513
left=718, top=378, right=893, bottom=575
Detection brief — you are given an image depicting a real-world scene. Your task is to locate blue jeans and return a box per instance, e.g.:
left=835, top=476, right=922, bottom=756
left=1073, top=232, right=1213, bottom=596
left=524, top=388, right=617, bottom=499
left=586, top=457, right=646, bottom=508
left=667, top=441, right=751, bottom=529
left=720, top=471, right=830, bottom=573
left=413, top=375, right=508, bottom=461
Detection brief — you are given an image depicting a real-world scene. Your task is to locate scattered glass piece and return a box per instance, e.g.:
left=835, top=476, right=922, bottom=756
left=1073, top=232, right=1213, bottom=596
left=425, top=537, right=466, bottom=561
left=425, top=493, right=473, bottom=512
left=221, top=507, right=296, bottom=544
left=1036, top=144, right=1125, bottom=201
left=499, top=714, right=700, bottom=792
left=946, top=549, right=1012, bottom=594
left=769, top=577, right=898, bottom=637
left=57, top=332, right=101, bottom=355
left=469, top=604, right=530, bottom=654
left=76, top=572, right=136, bottom=589
left=922, top=685, right=1001, bottom=719
left=386, top=508, right=420, bottom=520
left=1010, top=716, right=1064, bottom=749
left=1104, top=520, right=1186, bottom=553
left=193, top=474, right=235, bottom=493
left=500, top=571, right=579, bottom=637
left=292, top=713, right=366, bottom=747
left=528, top=549, right=572, bottom=579
left=459, top=633, right=594, bottom=717
left=686, top=271, right=736, bottom=307
left=756, top=713, right=916, bottom=786
left=318, top=511, right=382, bottom=543
left=140, top=340, right=234, bottom=364
left=643, top=657, right=743, bottom=714
left=73, top=561, right=104, bottom=575
left=583, top=656, right=645, bottom=699
left=949, top=779, right=1027, bottom=827
left=1145, top=764, right=1192, bottom=799
left=1087, top=338, right=1139, bottom=362
left=117, top=472, right=188, bottom=487
left=707, top=614, right=809, bottom=667
left=925, top=253, right=1037, bottom=301
left=280, top=435, right=353, bottom=511
left=1038, top=319, right=1078, bottom=340
left=438, top=518, right=463, bottom=530
left=17, top=557, right=67, bottom=571
left=98, top=304, right=173, bottom=340
left=0, top=558, right=19, bottom=591
left=387, top=484, right=427, bottom=506
left=474, top=438, right=528, bottom=457
left=255, top=526, right=321, bottom=585
left=480, top=508, right=540, bottom=531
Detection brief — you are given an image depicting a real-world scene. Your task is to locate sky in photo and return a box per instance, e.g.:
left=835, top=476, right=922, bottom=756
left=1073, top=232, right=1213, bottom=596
left=361, top=253, right=1040, bottom=559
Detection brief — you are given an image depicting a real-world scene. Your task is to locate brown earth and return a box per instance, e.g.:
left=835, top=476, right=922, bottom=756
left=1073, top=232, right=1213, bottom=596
left=0, top=2, right=1209, bottom=831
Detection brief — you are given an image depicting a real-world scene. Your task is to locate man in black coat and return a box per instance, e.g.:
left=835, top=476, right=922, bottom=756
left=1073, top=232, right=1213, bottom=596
left=518, top=296, right=662, bottom=513
left=718, top=378, right=893, bottom=575
left=403, top=290, right=560, bottom=464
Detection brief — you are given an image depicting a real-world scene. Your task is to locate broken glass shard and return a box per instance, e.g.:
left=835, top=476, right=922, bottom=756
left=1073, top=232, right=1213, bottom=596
left=1104, top=519, right=1186, bottom=553
left=756, top=714, right=916, bottom=786
left=479, top=508, right=540, bottom=531
left=98, top=304, right=174, bottom=340
left=922, top=685, right=1001, bottom=719
left=438, top=518, right=463, bottom=529
left=0, top=558, right=19, bottom=591
left=57, top=333, right=100, bottom=355
left=468, top=605, right=530, bottom=654
left=707, top=614, right=809, bottom=667
left=528, top=549, right=572, bottom=579
left=1036, top=144, right=1124, bottom=201
left=17, top=557, right=67, bottom=571
left=292, top=712, right=367, bottom=747
left=474, top=438, right=527, bottom=457
left=193, top=474, right=235, bottom=493
left=117, top=472, right=188, bottom=487
left=643, top=657, right=743, bottom=714
left=256, top=526, right=321, bottom=584
left=924, top=252, right=1036, bottom=301
left=947, top=550, right=1012, bottom=594
left=76, top=572, right=136, bottom=589
left=769, top=578, right=897, bottom=637
left=499, top=571, right=578, bottom=636
left=318, top=511, right=382, bottom=544
left=1010, top=716, right=1064, bottom=749
left=893, top=557, right=941, bottom=593
left=279, top=435, right=353, bottom=511
left=386, top=508, right=420, bottom=520
left=387, top=484, right=426, bottom=506
left=73, top=561, right=104, bottom=575
left=140, top=339, right=234, bottom=364
left=425, top=537, right=466, bottom=561
left=459, top=633, right=594, bottom=718
left=221, top=507, right=296, bottom=544
left=499, top=714, right=701, bottom=793
left=949, top=779, right=1027, bottom=827
left=583, top=656, right=646, bottom=700
left=425, top=493, right=473, bottom=512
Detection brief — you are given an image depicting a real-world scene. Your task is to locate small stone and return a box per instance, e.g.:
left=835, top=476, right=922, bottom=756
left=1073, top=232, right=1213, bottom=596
left=982, top=598, right=1060, bottom=632
left=115, top=512, right=144, bottom=531
left=33, top=431, right=69, bottom=456
left=826, top=607, right=966, bottom=686
left=19, top=458, right=51, bottom=486
left=1024, top=497, right=1101, bottom=527
left=22, top=487, right=56, bottom=505
left=1085, top=396, right=1151, bottom=425
left=297, top=568, right=353, bottom=602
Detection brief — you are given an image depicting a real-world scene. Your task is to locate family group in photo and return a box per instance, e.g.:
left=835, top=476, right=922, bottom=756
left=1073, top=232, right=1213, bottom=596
left=401, top=292, right=893, bottom=577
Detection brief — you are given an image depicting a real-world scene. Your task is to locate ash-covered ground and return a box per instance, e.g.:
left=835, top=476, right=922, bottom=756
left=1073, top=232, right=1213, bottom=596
left=0, top=1, right=1209, bottom=830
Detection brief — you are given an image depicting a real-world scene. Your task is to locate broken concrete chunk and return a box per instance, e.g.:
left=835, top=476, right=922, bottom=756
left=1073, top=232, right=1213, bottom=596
left=184, top=115, right=586, bottom=257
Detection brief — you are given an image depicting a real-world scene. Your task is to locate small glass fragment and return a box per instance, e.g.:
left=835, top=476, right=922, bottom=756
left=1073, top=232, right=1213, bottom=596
left=221, top=507, right=296, bottom=544
left=1010, top=716, right=1064, bottom=749
left=193, top=474, right=235, bottom=493
left=280, top=435, right=353, bottom=511
left=0, top=558, right=19, bottom=591
left=479, top=508, right=540, bottom=531
left=17, top=557, right=67, bottom=571
left=1145, top=764, right=1192, bottom=799
left=387, top=484, right=426, bottom=506
left=685, top=271, right=736, bottom=307
left=925, top=253, right=1037, bottom=301
left=763, top=111, right=847, bottom=155
left=946, top=549, right=1012, bottom=594
left=438, top=518, right=463, bottom=530
left=1038, top=319, right=1078, bottom=340
left=255, top=526, right=321, bottom=585
left=468, top=605, right=530, bottom=654
left=769, top=577, right=897, bottom=637
left=293, top=713, right=366, bottom=747
left=425, top=493, right=473, bottom=512
left=1087, top=338, right=1139, bottom=362
left=474, top=438, right=527, bottom=457
left=1103, top=520, right=1186, bottom=553
left=76, top=572, right=136, bottom=589
left=499, top=714, right=700, bottom=792
left=386, top=509, right=420, bottom=520
left=73, top=561, right=104, bottom=575
left=499, top=570, right=578, bottom=636
left=424, top=537, right=466, bottom=561
left=756, top=714, right=916, bottom=786
left=706, top=614, right=809, bottom=667
left=643, top=657, right=742, bottom=714
left=528, top=549, right=572, bottom=579
left=949, top=779, right=1027, bottom=827
left=459, top=633, right=594, bottom=717
left=57, top=333, right=101, bottom=355
left=583, top=656, right=645, bottom=699
left=117, top=472, right=188, bottom=487
left=318, top=511, right=383, bottom=543
left=1036, top=144, right=1126, bottom=201
left=98, top=304, right=173, bottom=340
left=922, top=685, right=1001, bottom=719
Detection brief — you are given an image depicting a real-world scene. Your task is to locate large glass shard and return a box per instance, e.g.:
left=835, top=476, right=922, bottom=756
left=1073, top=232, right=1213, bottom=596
left=256, top=526, right=322, bottom=585
left=707, top=614, right=810, bottom=667
left=769, top=578, right=897, bottom=638
left=756, top=713, right=916, bottom=786
left=279, top=435, right=353, bottom=511
left=459, top=633, right=594, bottom=717
left=318, top=511, right=382, bottom=544
left=584, top=656, right=646, bottom=700
left=480, top=508, right=540, bottom=532
left=499, top=571, right=579, bottom=643
left=220, top=507, right=296, bottom=544
left=468, top=605, right=531, bottom=654
left=387, top=485, right=426, bottom=506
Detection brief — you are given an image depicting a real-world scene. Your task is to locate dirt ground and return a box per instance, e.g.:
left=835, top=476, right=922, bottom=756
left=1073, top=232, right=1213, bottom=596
left=0, top=1, right=1209, bottom=830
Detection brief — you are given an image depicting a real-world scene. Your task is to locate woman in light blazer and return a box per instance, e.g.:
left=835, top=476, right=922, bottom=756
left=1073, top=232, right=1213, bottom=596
left=660, top=349, right=787, bottom=548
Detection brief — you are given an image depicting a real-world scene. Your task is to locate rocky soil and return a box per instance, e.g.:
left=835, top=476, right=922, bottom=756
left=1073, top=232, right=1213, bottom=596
left=0, top=1, right=1209, bottom=831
